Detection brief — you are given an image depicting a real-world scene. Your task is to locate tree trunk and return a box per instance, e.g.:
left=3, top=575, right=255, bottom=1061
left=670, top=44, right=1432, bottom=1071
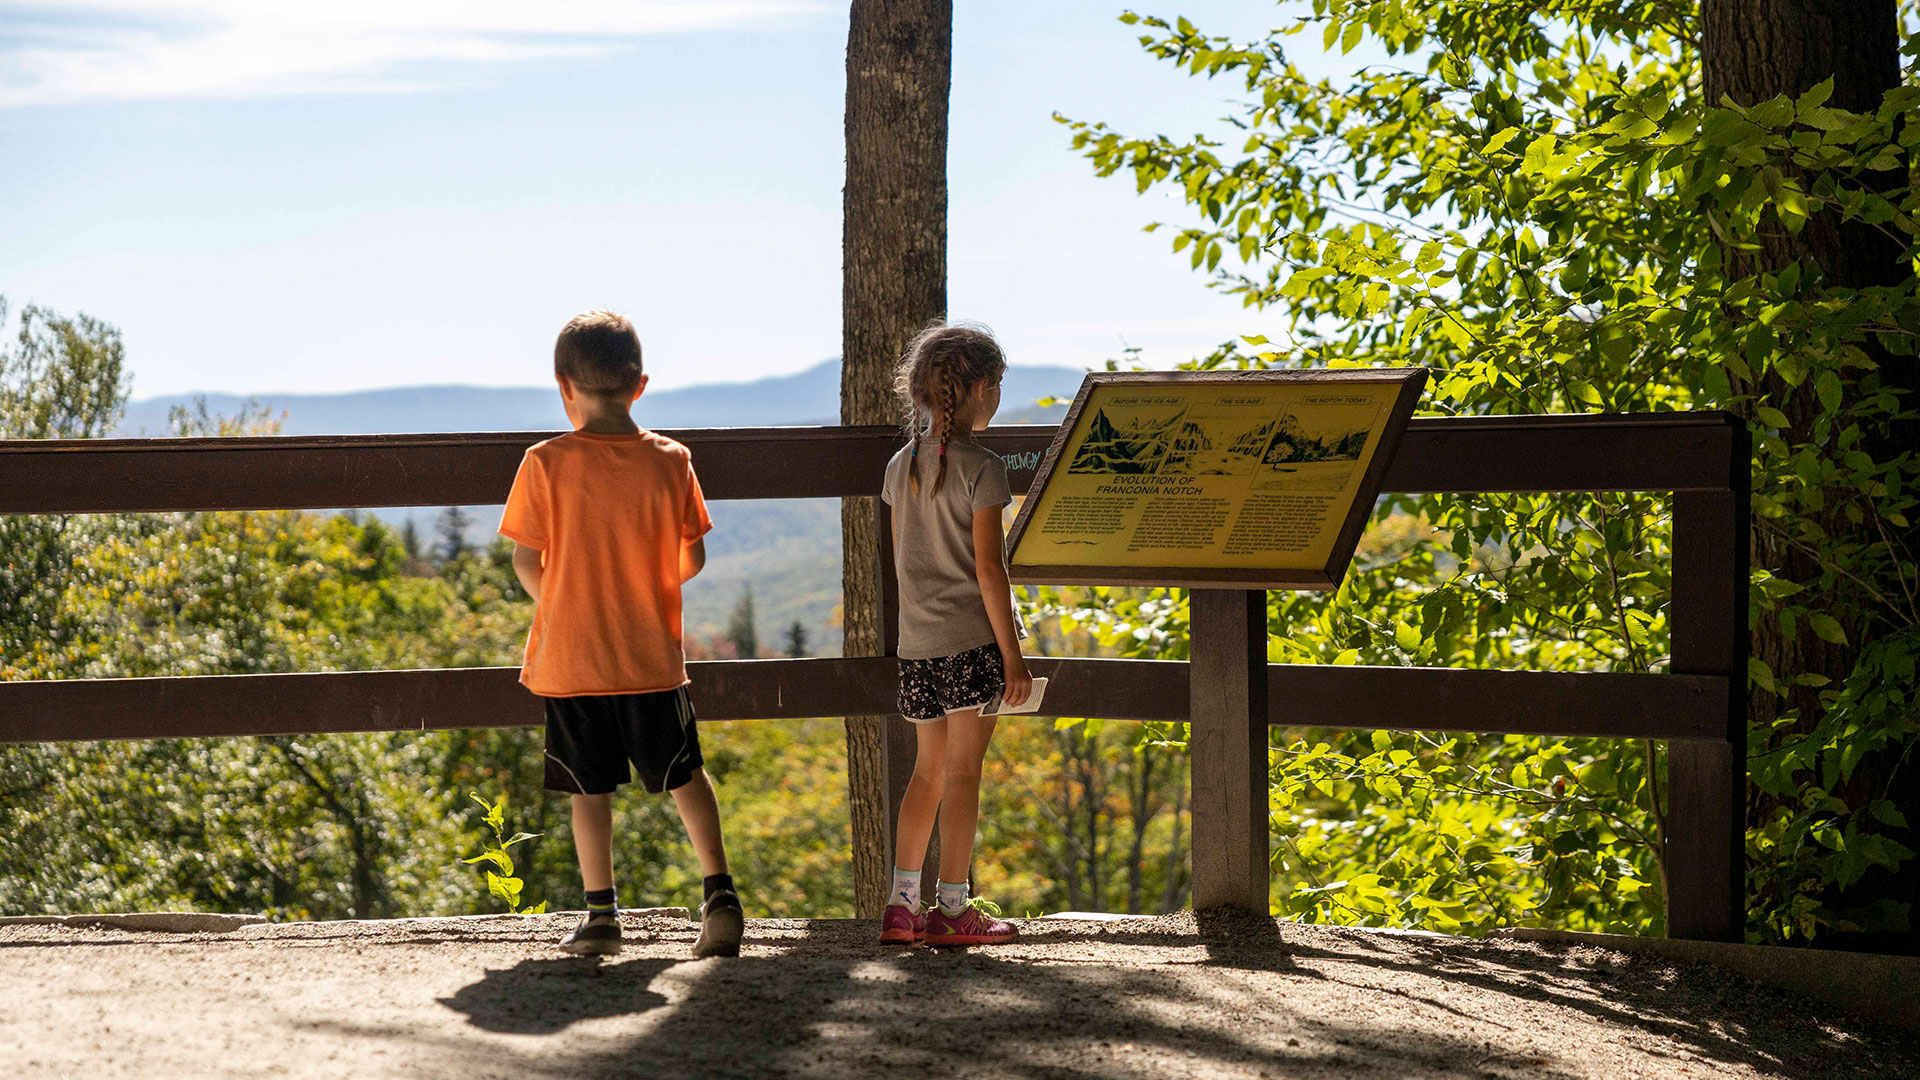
left=841, top=0, right=951, bottom=919
left=1127, top=745, right=1155, bottom=913
left=1700, top=0, right=1916, bottom=952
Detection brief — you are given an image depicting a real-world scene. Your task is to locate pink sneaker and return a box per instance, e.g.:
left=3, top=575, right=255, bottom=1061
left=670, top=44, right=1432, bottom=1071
left=923, top=903, right=1018, bottom=946
left=878, top=903, right=925, bottom=944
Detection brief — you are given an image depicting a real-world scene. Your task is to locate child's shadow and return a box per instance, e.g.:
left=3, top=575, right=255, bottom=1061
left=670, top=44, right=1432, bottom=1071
left=438, top=956, right=678, bottom=1035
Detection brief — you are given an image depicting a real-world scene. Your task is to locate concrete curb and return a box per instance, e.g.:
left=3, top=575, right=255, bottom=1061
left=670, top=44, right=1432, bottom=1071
left=1490, top=927, right=1920, bottom=1035
left=0, top=912, right=267, bottom=933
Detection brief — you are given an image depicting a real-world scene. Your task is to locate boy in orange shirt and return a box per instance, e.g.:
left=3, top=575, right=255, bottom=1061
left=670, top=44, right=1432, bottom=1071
left=500, top=310, right=742, bottom=958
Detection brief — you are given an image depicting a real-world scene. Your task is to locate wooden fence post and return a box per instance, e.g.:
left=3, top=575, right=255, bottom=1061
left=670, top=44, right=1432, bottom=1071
left=1666, top=425, right=1750, bottom=941
left=1188, top=588, right=1270, bottom=913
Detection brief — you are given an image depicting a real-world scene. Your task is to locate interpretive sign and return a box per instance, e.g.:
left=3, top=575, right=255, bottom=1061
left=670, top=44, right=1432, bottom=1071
left=1007, top=368, right=1426, bottom=590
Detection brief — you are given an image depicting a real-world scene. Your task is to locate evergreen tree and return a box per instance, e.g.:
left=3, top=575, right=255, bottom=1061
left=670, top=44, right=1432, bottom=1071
left=434, top=506, right=471, bottom=562
left=727, top=586, right=759, bottom=660
left=785, top=620, right=811, bottom=658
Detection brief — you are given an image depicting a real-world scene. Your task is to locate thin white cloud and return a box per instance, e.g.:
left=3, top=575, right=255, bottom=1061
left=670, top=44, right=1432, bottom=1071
left=0, top=1, right=827, bottom=107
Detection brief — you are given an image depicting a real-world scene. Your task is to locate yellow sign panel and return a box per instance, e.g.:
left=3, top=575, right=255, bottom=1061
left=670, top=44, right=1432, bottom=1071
left=1009, top=370, right=1426, bottom=590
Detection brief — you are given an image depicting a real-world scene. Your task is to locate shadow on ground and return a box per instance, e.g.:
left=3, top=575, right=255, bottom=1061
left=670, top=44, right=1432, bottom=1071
left=438, top=956, right=676, bottom=1035
left=433, top=910, right=1920, bottom=1080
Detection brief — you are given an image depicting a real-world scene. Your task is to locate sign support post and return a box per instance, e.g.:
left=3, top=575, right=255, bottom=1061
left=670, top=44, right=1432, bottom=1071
left=1188, top=588, right=1271, bottom=912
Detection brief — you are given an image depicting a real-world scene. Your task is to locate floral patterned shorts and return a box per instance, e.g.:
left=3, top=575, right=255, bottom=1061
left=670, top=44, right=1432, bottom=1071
left=897, top=642, right=1005, bottom=722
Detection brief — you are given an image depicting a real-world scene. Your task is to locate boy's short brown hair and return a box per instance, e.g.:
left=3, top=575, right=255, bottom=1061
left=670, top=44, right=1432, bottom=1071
left=554, top=310, right=643, bottom=397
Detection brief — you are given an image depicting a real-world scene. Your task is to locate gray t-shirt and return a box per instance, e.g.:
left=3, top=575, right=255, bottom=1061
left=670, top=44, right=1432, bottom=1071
left=881, top=434, right=1013, bottom=660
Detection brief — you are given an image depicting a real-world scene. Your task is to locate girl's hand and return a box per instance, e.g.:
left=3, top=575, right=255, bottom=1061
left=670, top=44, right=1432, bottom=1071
left=1001, top=653, right=1033, bottom=708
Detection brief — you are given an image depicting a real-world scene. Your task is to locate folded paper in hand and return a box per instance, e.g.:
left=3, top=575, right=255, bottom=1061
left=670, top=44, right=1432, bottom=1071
left=982, top=677, right=1048, bottom=716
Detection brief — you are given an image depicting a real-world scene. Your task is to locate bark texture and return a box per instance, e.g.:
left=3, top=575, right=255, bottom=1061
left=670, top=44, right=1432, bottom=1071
left=842, top=0, right=951, bottom=918
left=1700, top=0, right=1916, bottom=951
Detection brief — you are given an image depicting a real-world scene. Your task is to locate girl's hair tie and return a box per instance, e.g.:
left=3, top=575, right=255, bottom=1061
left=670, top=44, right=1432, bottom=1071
left=938, top=443, right=946, bottom=455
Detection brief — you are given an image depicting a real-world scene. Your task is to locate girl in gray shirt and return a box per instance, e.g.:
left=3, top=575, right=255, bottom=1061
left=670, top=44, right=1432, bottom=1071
left=876, top=322, right=1032, bottom=947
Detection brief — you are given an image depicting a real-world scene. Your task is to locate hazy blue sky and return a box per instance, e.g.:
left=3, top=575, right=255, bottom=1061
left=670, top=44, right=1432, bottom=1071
left=2, top=1, right=1381, bottom=397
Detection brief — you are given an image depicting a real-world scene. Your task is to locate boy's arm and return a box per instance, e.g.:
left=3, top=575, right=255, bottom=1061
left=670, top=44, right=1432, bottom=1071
left=512, top=543, right=544, bottom=602
left=972, top=505, right=1033, bottom=707
left=680, top=536, right=707, bottom=583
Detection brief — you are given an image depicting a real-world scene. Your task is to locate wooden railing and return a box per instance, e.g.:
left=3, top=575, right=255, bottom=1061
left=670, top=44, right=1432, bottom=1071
left=0, top=412, right=1749, bottom=940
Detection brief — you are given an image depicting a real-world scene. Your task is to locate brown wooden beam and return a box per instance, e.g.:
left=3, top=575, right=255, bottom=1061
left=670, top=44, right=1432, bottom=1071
left=1266, top=664, right=1730, bottom=742
left=0, top=658, right=1726, bottom=744
left=1379, top=412, right=1743, bottom=495
left=0, top=412, right=1745, bottom=516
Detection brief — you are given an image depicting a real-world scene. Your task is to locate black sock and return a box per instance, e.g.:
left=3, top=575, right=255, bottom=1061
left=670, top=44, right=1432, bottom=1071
left=585, top=887, right=617, bottom=917
left=703, top=874, right=735, bottom=902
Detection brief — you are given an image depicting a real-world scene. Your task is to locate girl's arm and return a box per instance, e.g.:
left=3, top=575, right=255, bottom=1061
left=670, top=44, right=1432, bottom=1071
left=511, top=543, right=544, bottom=602
left=972, top=505, right=1033, bottom=707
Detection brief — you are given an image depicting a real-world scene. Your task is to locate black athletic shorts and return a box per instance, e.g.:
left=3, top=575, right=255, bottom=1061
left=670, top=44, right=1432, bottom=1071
left=898, top=642, right=1005, bottom=722
left=542, top=686, right=703, bottom=795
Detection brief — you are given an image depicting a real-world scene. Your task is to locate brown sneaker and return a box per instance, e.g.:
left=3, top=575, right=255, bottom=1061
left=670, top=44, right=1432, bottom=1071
left=559, top=912, right=622, bottom=956
left=693, top=890, right=744, bottom=958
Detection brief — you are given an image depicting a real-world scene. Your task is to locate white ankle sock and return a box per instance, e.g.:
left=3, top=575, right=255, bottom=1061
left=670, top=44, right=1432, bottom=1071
left=889, top=867, right=921, bottom=910
left=936, top=879, right=968, bottom=916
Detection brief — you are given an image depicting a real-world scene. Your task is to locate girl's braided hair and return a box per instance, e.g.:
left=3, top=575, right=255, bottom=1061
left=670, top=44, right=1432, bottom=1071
left=893, top=321, right=1007, bottom=496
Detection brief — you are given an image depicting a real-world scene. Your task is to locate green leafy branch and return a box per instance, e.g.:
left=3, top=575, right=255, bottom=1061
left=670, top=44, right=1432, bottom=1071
left=462, top=791, right=546, bottom=915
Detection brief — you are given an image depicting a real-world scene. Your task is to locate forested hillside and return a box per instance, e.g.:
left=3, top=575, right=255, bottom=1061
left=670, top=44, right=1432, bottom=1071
left=0, top=300, right=1181, bottom=919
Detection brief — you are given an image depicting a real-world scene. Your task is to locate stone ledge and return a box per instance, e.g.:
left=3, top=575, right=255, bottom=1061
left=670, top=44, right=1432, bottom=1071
left=0, top=908, right=695, bottom=936
left=1489, top=927, right=1920, bottom=1035
left=0, top=912, right=267, bottom=933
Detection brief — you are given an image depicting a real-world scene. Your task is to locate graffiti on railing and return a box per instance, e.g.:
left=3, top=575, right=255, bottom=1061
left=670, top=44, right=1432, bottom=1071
left=1001, top=450, right=1043, bottom=474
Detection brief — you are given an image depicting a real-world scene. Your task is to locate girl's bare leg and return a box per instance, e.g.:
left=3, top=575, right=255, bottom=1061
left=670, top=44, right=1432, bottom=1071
left=937, top=709, right=997, bottom=884
left=571, top=793, right=615, bottom=892
left=892, top=719, right=948, bottom=881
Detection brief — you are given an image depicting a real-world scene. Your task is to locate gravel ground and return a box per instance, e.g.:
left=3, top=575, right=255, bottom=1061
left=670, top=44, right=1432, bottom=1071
left=2, top=910, right=1915, bottom=1080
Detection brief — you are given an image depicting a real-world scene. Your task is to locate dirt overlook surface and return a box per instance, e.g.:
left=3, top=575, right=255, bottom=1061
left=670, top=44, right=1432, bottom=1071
left=3, top=910, right=1915, bottom=1080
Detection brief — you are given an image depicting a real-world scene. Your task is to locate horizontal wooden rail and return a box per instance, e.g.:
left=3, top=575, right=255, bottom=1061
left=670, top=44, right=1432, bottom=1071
left=0, top=412, right=1743, bottom=514
left=0, top=409, right=1748, bottom=939
left=0, top=658, right=1725, bottom=743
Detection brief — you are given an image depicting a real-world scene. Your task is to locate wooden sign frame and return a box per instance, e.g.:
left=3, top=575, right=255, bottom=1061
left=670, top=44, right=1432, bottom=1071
left=1006, top=368, right=1427, bottom=591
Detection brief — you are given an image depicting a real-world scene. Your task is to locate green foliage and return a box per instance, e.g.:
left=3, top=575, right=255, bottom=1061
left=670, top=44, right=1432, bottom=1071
left=462, top=792, right=546, bottom=914
left=0, top=302, right=866, bottom=920
left=975, top=709, right=1192, bottom=915
left=1061, top=2, right=1920, bottom=942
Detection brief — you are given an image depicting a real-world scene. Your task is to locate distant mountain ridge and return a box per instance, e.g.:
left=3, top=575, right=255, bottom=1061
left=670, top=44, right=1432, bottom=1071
left=118, top=359, right=1085, bottom=437
left=116, top=359, right=1089, bottom=655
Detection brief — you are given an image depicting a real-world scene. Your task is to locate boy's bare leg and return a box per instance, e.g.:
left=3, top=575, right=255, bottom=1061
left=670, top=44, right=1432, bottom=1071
left=571, top=792, right=615, bottom=892
left=669, top=768, right=729, bottom=877
left=672, top=768, right=742, bottom=958
left=937, top=710, right=997, bottom=885
left=560, top=793, right=623, bottom=956
left=892, top=719, right=947, bottom=880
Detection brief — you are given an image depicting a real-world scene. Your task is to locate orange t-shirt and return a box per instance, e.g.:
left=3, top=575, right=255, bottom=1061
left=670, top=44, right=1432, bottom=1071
left=499, top=430, right=714, bottom=697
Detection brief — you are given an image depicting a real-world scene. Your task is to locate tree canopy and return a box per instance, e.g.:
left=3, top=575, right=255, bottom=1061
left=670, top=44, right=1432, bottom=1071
left=1054, top=0, right=1918, bottom=947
